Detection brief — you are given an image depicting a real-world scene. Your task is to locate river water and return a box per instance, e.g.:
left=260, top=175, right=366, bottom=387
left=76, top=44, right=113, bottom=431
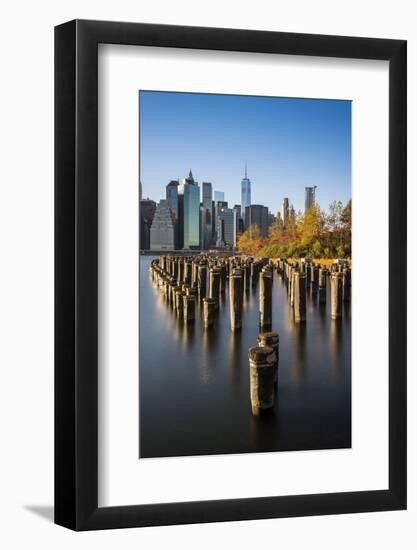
left=139, top=256, right=351, bottom=459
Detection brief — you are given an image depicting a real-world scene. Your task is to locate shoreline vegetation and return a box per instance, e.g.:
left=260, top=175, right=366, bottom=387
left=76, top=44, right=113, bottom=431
left=237, top=200, right=352, bottom=260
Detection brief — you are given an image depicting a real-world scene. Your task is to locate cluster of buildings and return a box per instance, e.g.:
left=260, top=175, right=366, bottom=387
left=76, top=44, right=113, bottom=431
left=140, top=168, right=317, bottom=252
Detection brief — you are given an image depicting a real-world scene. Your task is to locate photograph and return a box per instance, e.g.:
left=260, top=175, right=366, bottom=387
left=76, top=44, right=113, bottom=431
left=139, top=91, right=352, bottom=459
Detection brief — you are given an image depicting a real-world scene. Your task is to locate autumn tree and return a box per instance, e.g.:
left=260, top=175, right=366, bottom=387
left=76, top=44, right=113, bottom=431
left=237, top=224, right=263, bottom=256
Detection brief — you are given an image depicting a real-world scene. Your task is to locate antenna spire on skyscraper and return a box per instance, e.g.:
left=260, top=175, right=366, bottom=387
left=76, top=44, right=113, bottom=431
left=245, top=161, right=247, bottom=179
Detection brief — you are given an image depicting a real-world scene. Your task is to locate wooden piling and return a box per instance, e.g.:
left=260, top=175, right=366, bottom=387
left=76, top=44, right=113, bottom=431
left=203, top=297, right=216, bottom=328
left=198, top=264, right=207, bottom=302
left=209, top=268, right=221, bottom=309
left=294, top=271, right=307, bottom=323
left=343, top=268, right=351, bottom=302
left=258, top=332, right=279, bottom=383
left=183, top=295, right=196, bottom=323
left=318, top=268, right=327, bottom=303
left=331, top=272, right=343, bottom=319
left=229, top=274, right=242, bottom=330
left=311, top=265, right=319, bottom=295
left=259, top=271, right=272, bottom=328
left=248, top=345, right=275, bottom=414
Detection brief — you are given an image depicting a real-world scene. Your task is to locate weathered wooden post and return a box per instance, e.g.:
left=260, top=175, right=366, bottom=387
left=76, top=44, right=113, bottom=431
left=258, top=332, right=279, bottom=383
left=293, top=271, right=307, bottom=322
left=249, top=346, right=276, bottom=414
left=203, top=298, right=216, bottom=328
left=172, top=258, right=178, bottom=280
left=209, top=267, right=221, bottom=309
left=259, top=271, right=272, bottom=328
left=331, top=272, right=343, bottom=319
left=343, top=267, right=351, bottom=302
left=184, top=260, right=192, bottom=285
left=198, top=263, right=207, bottom=302
left=318, top=268, right=327, bottom=303
left=159, top=255, right=165, bottom=271
left=174, top=288, right=183, bottom=314
left=250, top=262, right=258, bottom=287
left=290, top=269, right=297, bottom=308
left=177, top=259, right=184, bottom=284
left=287, top=265, right=293, bottom=299
left=305, top=262, right=311, bottom=289
left=192, top=261, right=199, bottom=288
left=219, top=264, right=227, bottom=294
left=311, top=265, right=319, bottom=295
left=229, top=274, right=242, bottom=330
left=183, top=295, right=196, bottom=323
left=244, top=264, right=251, bottom=293
left=186, top=286, right=198, bottom=299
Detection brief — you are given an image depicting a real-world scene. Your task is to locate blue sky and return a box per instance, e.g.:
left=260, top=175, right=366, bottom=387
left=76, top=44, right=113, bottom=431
left=139, top=91, right=351, bottom=214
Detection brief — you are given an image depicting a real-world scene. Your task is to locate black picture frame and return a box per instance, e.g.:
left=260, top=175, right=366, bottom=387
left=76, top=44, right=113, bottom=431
left=55, top=19, right=407, bottom=531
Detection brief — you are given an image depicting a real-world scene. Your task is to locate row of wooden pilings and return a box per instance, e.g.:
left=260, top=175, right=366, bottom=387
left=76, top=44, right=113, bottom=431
left=149, top=254, right=272, bottom=331
left=276, top=258, right=351, bottom=321
left=149, top=254, right=350, bottom=415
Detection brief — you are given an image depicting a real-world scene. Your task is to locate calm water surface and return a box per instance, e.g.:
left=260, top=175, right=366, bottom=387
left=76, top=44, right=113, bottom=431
left=139, top=256, right=351, bottom=458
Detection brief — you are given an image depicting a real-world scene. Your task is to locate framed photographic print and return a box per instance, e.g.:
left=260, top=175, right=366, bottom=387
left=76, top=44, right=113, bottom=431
left=55, top=20, right=407, bottom=530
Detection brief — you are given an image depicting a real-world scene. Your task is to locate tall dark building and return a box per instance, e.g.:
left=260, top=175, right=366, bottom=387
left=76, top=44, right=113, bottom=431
left=232, top=204, right=244, bottom=244
left=140, top=199, right=156, bottom=250
left=202, top=181, right=213, bottom=249
left=305, top=186, right=317, bottom=213
left=245, top=204, right=269, bottom=238
left=166, top=179, right=179, bottom=248
left=283, top=197, right=289, bottom=227
left=214, top=200, right=228, bottom=243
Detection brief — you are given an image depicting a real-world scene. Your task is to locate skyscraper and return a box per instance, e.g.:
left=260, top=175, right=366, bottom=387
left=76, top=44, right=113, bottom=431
left=166, top=180, right=179, bottom=219
left=245, top=204, right=269, bottom=238
left=178, top=170, right=200, bottom=249
left=232, top=204, right=243, bottom=244
left=216, top=207, right=234, bottom=248
left=150, top=199, right=176, bottom=251
left=241, top=162, right=251, bottom=227
left=166, top=179, right=179, bottom=248
left=202, top=181, right=213, bottom=249
left=305, top=186, right=317, bottom=213
left=213, top=200, right=228, bottom=243
left=283, top=198, right=289, bottom=227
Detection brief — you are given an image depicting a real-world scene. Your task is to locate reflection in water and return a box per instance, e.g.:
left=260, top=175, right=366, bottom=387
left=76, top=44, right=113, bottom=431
left=140, top=256, right=351, bottom=459
left=292, top=323, right=307, bottom=385
left=228, top=330, right=242, bottom=385
left=330, top=319, right=343, bottom=370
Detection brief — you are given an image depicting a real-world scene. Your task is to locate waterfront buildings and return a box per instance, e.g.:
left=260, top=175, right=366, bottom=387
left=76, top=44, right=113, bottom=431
left=140, top=198, right=156, bottom=250
left=178, top=170, right=200, bottom=249
left=305, top=186, right=317, bottom=213
left=241, top=162, right=251, bottom=227
left=150, top=199, right=176, bottom=250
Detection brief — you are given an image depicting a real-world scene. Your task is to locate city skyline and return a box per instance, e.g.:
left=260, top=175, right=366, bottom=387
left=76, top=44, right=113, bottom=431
left=139, top=91, right=351, bottom=213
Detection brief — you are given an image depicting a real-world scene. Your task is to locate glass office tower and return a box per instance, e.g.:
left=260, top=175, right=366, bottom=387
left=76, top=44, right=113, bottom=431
left=178, top=170, right=200, bottom=249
